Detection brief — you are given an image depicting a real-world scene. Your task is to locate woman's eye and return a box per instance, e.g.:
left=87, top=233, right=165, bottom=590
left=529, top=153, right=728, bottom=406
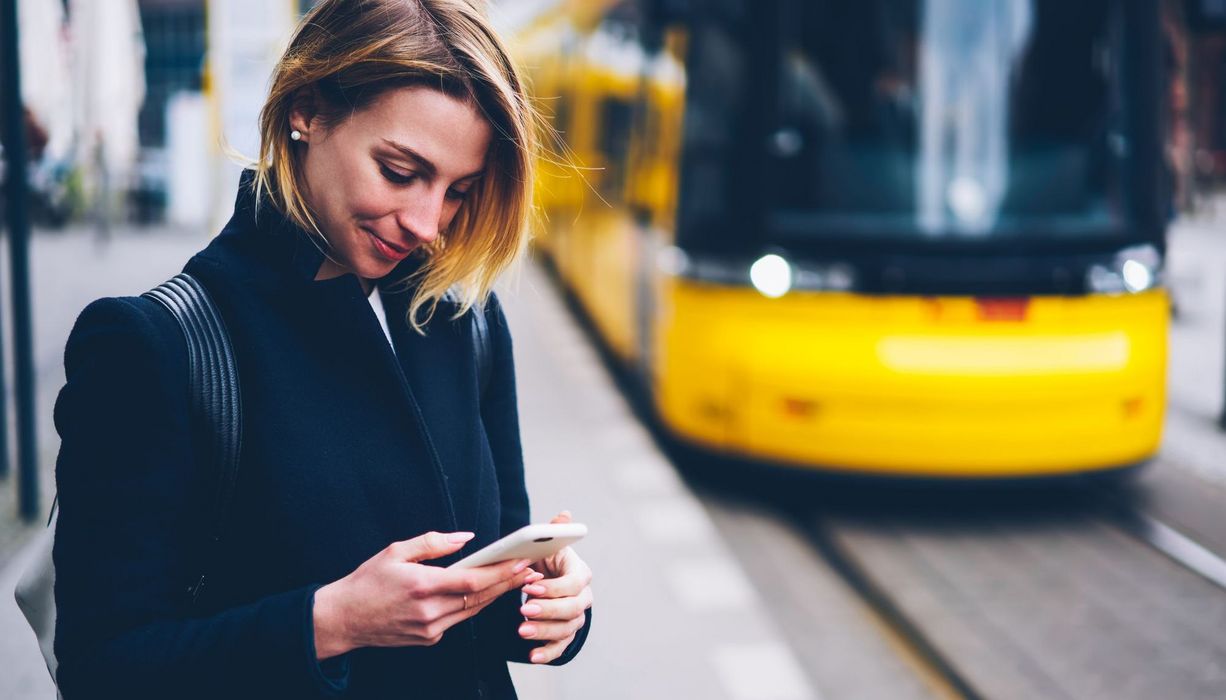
left=446, top=188, right=469, bottom=202
left=379, top=163, right=415, bottom=185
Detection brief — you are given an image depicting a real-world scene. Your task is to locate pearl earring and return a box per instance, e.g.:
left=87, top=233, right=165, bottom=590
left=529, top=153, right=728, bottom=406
left=290, top=129, right=302, bottom=141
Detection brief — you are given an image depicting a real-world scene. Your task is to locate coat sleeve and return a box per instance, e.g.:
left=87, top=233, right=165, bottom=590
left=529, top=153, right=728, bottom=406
left=476, top=293, right=591, bottom=666
left=52, top=297, right=349, bottom=698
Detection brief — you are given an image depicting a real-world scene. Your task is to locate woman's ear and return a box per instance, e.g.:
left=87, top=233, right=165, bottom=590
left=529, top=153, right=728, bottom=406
left=288, top=86, right=320, bottom=142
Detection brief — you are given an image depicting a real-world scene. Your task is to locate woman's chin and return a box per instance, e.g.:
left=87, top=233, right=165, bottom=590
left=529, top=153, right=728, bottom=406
left=357, top=261, right=398, bottom=281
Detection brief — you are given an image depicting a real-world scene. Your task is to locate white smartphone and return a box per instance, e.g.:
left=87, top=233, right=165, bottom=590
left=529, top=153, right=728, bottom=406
left=448, top=523, right=587, bottom=569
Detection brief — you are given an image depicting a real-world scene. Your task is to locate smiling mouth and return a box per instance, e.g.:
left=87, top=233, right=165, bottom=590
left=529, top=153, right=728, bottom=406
left=364, top=227, right=413, bottom=257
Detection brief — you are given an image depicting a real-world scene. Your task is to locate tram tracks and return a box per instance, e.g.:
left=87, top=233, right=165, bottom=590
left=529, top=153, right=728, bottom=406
left=1098, top=498, right=1226, bottom=593
left=795, top=513, right=988, bottom=700
left=779, top=492, right=1226, bottom=700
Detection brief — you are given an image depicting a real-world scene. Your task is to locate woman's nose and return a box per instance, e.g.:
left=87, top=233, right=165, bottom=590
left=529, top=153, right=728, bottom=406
left=396, top=192, right=445, bottom=245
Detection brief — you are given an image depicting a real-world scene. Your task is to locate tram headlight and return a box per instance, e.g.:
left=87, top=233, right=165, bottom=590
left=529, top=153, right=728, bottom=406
left=1085, top=244, right=1162, bottom=295
left=1120, top=260, right=1153, bottom=293
left=656, top=245, right=690, bottom=277
left=750, top=254, right=793, bottom=298
left=668, top=249, right=858, bottom=295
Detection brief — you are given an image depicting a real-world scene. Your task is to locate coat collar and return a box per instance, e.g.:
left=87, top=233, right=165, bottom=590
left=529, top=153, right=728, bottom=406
left=197, top=170, right=427, bottom=296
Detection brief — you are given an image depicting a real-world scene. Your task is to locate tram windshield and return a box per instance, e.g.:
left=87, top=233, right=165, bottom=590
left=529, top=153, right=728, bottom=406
left=679, top=0, right=1156, bottom=247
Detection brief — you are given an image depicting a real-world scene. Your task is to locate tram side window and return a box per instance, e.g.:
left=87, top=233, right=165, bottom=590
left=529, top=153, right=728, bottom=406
left=551, top=94, right=572, bottom=140
left=598, top=97, right=635, bottom=203
left=678, top=17, right=748, bottom=232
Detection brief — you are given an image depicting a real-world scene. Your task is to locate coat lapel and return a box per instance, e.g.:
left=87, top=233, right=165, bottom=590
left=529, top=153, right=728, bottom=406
left=311, top=277, right=463, bottom=533
left=382, top=288, right=483, bottom=532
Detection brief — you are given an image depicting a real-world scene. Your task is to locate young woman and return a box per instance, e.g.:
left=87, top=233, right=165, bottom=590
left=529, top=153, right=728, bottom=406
left=51, top=1, right=593, bottom=697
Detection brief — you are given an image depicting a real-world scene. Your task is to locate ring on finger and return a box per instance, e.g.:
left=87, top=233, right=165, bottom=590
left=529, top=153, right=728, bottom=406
left=463, top=594, right=469, bottom=610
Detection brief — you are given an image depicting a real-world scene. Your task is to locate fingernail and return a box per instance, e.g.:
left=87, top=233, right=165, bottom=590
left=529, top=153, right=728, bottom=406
left=526, top=572, right=546, bottom=583
left=523, top=584, right=547, bottom=596
left=531, top=651, right=545, bottom=663
left=519, top=623, right=536, bottom=638
left=520, top=603, right=542, bottom=617
left=447, top=532, right=475, bottom=543
left=512, top=559, right=531, bottom=573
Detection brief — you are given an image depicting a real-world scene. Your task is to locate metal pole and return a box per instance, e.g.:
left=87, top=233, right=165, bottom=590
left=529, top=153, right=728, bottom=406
left=1220, top=274, right=1226, bottom=430
left=0, top=0, right=13, bottom=483
left=1, top=0, right=40, bottom=521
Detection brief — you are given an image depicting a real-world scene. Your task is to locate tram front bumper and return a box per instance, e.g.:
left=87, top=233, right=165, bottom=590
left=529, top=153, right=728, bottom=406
left=655, top=285, right=1168, bottom=478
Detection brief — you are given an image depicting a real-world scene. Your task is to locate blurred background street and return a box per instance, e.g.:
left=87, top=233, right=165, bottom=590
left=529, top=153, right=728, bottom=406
left=2, top=1, right=1226, bottom=698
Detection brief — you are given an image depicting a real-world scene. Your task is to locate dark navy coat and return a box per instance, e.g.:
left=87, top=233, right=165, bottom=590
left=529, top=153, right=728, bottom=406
left=52, top=172, right=589, bottom=699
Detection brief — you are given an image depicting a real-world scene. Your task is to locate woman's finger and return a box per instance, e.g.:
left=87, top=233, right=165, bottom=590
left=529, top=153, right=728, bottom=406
left=520, top=588, right=591, bottom=621
left=459, top=567, right=536, bottom=611
left=422, top=592, right=505, bottom=640
left=518, top=615, right=585, bottom=643
left=548, top=511, right=572, bottom=525
left=529, top=635, right=576, bottom=664
left=426, top=558, right=532, bottom=596
left=389, top=531, right=474, bottom=563
left=521, top=578, right=575, bottom=599
left=472, top=573, right=536, bottom=618
left=522, top=565, right=591, bottom=599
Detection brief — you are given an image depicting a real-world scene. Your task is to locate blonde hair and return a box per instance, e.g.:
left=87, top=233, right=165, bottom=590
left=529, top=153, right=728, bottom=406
left=254, top=0, right=538, bottom=332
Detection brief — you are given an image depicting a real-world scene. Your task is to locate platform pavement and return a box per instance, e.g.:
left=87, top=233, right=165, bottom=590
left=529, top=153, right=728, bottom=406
left=1, top=200, right=1225, bottom=698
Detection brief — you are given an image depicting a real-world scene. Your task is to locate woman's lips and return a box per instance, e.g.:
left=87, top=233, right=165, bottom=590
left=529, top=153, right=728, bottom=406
left=363, top=227, right=412, bottom=261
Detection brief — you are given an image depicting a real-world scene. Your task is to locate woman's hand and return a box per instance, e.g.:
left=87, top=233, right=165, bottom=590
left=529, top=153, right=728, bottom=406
left=518, top=511, right=594, bottom=663
left=313, top=531, right=537, bottom=659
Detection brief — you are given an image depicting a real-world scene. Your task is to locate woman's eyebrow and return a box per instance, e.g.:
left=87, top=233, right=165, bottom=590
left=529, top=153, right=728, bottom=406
left=380, top=139, right=484, bottom=181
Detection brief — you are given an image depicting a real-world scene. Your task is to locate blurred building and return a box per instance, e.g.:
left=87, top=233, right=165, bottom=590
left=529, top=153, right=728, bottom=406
left=12, top=0, right=294, bottom=226
left=1183, top=0, right=1226, bottom=189
left=17, top=0, right=73, bottom=163
left=69, top=0, right=146, bottom=225
left=137, top=0, right=205, bottom=149
left=1166, top=0, right=1226, bottom=204
left=13, top=0, right=74, bottom=225
left=133, top=0, right=207, bottom=222
left=11, top=0, right=145, bottom=226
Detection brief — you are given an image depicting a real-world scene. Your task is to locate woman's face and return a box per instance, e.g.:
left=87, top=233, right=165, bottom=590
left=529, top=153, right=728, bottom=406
left=291, top=85, right=492, bottom=286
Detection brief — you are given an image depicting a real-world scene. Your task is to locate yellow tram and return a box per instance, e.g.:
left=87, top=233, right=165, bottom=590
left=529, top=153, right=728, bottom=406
left=513, top=0, right=1170, bottom=477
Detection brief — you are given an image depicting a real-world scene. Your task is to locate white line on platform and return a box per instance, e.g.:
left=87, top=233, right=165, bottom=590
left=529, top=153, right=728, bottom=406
left=635, top=497, right=718, bottom=545
left=548, top=333, right=592, bottom=357
left=562, top=361, right=605, bottom=386
left=712, top=642, right=821, bottom=700
left=666, top=558, right=759, bottom=613
left=613, top=455, right=685, bottom=495
left=598, top=422, right=656, bottom=452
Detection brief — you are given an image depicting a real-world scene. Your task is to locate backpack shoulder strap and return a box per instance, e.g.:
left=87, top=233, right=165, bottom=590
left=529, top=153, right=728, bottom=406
left=142, top=273, right=242, bottom=603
